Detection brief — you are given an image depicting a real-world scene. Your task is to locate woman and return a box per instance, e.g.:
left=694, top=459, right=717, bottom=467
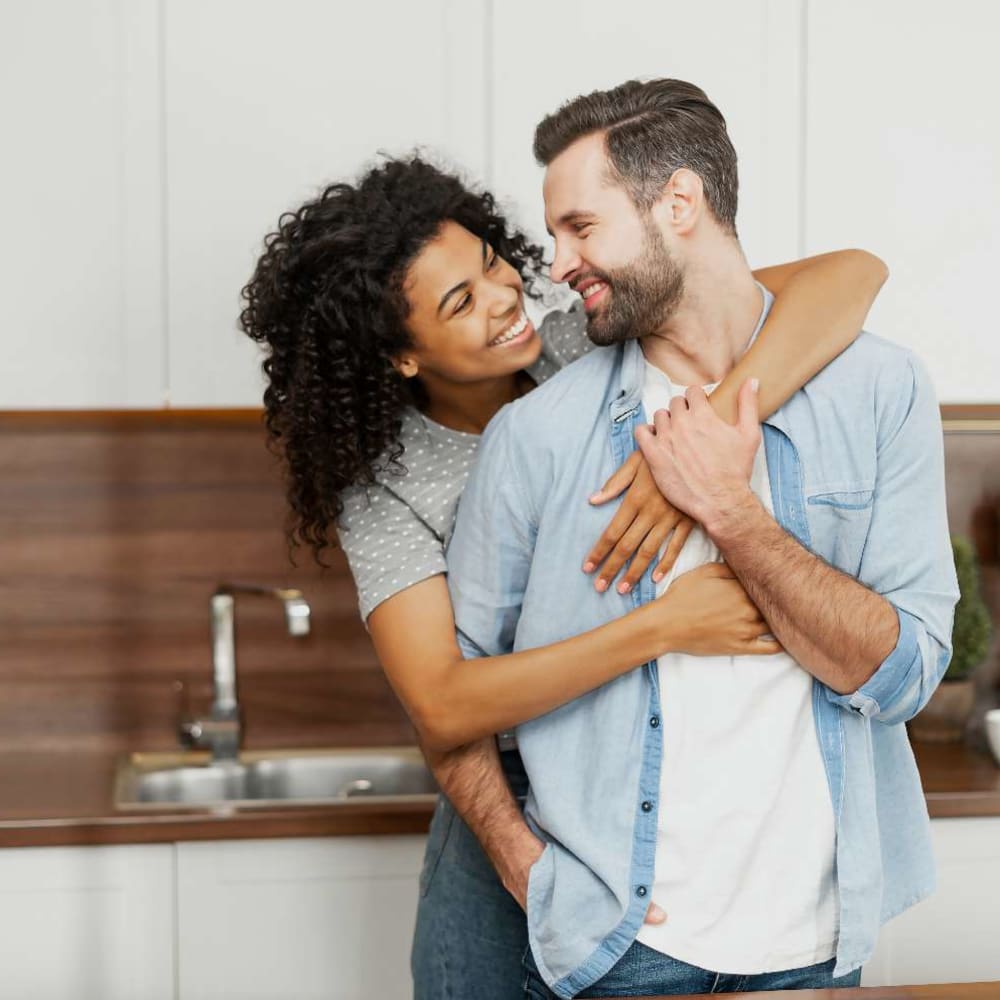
left=240, top=155, right=887, bottom=999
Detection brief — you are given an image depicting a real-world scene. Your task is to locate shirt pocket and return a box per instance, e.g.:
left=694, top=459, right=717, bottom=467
left=805, top=488, right=875, bottom=578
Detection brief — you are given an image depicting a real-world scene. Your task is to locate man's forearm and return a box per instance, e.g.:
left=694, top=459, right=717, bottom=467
left=422, top=738, right=542, bottom=907
left=707, top=492, right=899, bottom=694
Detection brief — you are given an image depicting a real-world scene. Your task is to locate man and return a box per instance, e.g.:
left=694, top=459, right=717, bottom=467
left=441, top=78, right=959, bottom=998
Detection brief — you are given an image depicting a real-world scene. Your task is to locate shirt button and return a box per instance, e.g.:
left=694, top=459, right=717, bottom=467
left=649, top=716, right=660, bottom=728
left=636, top=885, right=648, bottom=898
left=641, top=801, right=653, bottom=812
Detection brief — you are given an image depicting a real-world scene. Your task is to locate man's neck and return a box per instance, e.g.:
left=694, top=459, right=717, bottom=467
left=640, top=243, right=763, bottom=387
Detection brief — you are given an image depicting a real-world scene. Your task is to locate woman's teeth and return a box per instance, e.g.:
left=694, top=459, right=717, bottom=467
left=581, top=281, right=607, bottom=300
left=490, top=311, right=529, bottom=346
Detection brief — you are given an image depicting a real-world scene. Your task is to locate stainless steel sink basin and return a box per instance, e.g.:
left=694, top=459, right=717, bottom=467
left=114, top=746, right=438, bottom=810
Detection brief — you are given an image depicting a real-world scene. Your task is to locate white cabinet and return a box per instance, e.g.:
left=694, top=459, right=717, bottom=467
left=175, top=835, right=425, bottom=1000
left=0, top=0, right=165, bottom=408
left=162, top=0, right=489, bottom=406
left=9, top=1, right=997, bottom=407
left=0, top=843, right=175, bottom=1000
left=487, top=0, right=804, bottom=276
left=803, top=0, right=1000, bottom=403
left=862, top=816, right=1000, bottom=987
left=0, top=820, right=998, bottom=996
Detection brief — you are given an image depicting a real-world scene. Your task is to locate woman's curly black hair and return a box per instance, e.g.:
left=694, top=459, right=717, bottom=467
left=240, top=155, right=548, bottom=564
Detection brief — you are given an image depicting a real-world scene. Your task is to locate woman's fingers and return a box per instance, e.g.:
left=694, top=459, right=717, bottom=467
left=652, top=518, right=694, bottom=583
left=740, top=637, right=784, bottom=655
left=585, top=496, right=681, bottom=576
left=583, top=503, right=641, bottom=574
left=594, top=516, right=655, bottom=593
left=618, top=521, right=673, bottom=593
left=589, top=451, right=641, bottom=505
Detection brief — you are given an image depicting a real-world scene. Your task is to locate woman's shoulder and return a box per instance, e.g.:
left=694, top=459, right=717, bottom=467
left=533, top=300, right=593, bottom=375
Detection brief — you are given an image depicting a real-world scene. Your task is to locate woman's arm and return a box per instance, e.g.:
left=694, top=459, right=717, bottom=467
left=579, top=249, right=889, bottom=592
left=369, top=562, right=772, bottom=753
left=716, top=248, right=888, bottom=422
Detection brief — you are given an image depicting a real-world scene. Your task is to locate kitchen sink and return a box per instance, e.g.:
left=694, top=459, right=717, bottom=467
left=113, top=746, right=438, bottom=810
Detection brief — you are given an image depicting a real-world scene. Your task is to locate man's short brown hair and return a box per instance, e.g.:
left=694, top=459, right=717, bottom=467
left=533, top=78, right=739, bottom=236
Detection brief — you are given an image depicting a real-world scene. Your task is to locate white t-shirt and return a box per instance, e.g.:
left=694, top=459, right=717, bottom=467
left=634, top=347, right=838, bottom=973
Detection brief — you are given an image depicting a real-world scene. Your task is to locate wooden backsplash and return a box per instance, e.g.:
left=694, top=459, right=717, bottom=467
left=0, top=411, right=412, bottom=752
left=1, top=408, right=998, bottom=753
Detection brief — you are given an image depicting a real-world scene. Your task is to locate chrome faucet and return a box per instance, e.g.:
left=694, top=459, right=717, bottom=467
left=180, top=583, right=311, bottom=761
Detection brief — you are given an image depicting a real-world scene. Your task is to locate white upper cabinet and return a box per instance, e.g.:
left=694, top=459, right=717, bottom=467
left=163, top=0, right=488, bottom=406
left=486, top=0, right=804, bottom=276
left=803, top=0, right=1000, bottom=402
left=5, top=1, right=995, bottom=407
left=0, top=0, right=164, bottom=408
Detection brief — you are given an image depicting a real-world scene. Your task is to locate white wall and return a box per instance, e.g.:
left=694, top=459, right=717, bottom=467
left=802, top=0, right=1000, bottom=402
left=162, top=0, right=488, bottom=405
left=2, top=0, right=998, bottom=406
left=1, top=0, right=164, bottom=407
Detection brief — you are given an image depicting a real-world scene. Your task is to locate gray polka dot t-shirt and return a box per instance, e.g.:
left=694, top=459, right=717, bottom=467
left=337, top=303, right=591, bottom=621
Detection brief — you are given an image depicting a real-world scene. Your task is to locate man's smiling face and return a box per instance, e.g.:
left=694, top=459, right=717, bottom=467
left=543, top=131, right=685, bottom=346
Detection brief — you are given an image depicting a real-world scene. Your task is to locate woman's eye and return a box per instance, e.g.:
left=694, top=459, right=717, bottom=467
left=487, top=253, right=499, bottom=269
left=455, top=294, right=472, bottom=313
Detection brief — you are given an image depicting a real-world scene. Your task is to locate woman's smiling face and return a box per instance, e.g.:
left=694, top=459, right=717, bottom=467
left=398, top=221, right=542, bottom=383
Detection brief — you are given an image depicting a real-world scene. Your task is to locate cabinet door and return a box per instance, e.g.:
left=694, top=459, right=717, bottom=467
left=176, top=835, right=426, bottom=1000
left=0, top=0, right=165, bottom=407
left=866, top=817, right=1000, bottom=986
left=487, top=0, right=803, bottom=277
left=803, top=0, right=1000, bottom=402
left=163, top=0, right=488, bottom=406
left=0, top=843, right=176, bottom=1000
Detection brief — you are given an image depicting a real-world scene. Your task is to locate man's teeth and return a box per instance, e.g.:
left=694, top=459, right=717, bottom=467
left=490, top=311, right=529, bottom=346
left=581, top=281, right=607, bottom=300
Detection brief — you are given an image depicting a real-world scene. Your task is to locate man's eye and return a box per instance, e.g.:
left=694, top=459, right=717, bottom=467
left=574, top=223, right=592, bottom=236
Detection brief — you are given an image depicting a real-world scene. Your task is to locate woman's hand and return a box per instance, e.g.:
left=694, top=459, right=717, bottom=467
left=585, top=451, right=695, bottom=594
left=658, top=562, right=782, bottom=656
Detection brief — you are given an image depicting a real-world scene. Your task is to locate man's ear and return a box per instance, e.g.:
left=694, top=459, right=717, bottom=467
left=652, top=168, right=703, bottom=236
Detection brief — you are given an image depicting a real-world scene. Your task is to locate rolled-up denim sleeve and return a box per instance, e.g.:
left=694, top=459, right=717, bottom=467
left=446, top=409, right=537, bottom=661
left=825, top=352, right=959, bottom=725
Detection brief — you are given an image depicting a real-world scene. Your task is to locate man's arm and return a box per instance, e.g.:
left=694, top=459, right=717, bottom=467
left=706, top=492, right=898, bottom=694
left=422, top=739, right=542, bottom=908
left=637, top=356, right=958, bottom=724
left=434, top=411, right=544, bottom=909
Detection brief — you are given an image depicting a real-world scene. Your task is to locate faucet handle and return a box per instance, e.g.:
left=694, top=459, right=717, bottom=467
left=178, top=715, right=242, bottom=759
left=178, top=718, right=204, bottom=748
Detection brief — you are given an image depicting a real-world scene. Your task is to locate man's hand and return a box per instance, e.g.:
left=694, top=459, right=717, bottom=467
left=497, top=828, right=666, bottom=925
left=494, top=826, right=545, bottom=911
left=635, top=377, right=761, bottom=531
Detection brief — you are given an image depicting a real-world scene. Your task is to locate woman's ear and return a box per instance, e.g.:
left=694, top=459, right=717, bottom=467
left=394, top=356, right=419, bottom=378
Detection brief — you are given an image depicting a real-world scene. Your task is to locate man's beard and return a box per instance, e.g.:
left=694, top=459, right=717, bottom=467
left=584, top=221, right=685, bottom=347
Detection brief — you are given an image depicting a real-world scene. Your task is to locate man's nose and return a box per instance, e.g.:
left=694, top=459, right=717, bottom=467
left=549, top=239, right=582, bottom=285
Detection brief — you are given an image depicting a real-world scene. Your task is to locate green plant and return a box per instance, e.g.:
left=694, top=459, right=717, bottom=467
left=945, top=535, right=993, bottom=681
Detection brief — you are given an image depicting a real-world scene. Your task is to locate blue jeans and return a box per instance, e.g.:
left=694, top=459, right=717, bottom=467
left=523, top=940, right=862, bottom=998
left=411, top=748, right=530, bottom=1000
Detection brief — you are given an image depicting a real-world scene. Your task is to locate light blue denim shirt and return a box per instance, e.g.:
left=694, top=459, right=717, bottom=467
left=445, top=289, right=959, bottom=998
